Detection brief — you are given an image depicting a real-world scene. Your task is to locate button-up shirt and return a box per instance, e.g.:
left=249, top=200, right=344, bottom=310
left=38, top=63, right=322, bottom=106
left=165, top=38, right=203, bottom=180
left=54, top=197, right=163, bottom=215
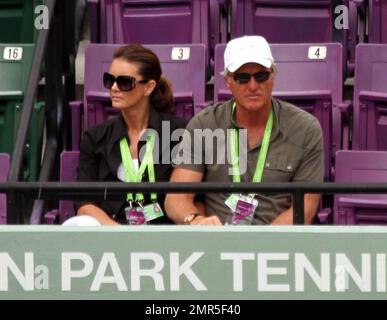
left=175, top=98, right=324, bottom=224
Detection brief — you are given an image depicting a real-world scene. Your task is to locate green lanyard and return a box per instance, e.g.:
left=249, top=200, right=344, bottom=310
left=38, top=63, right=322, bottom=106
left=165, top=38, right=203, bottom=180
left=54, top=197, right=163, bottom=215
left=119, top=134, right=157, bottom=204
left=230, top=102, right=274, bottom=197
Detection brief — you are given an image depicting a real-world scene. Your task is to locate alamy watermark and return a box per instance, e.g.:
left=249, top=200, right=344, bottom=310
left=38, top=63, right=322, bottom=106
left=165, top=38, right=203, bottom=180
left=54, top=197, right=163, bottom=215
left=34, top=5, right=49, bottom=30
left=137, top=121, right=248, bottom=175
left=34, top=4, right=351, bottom=31
left=334, top=5, right=349, bottom=30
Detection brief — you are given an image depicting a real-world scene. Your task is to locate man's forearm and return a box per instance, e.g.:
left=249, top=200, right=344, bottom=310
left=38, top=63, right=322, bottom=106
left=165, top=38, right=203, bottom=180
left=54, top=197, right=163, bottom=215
left=270, top=194, right=320, bottom=225
left=270, top=207, right=293, bottom=225
left=165, top=194, right=203, bottom=224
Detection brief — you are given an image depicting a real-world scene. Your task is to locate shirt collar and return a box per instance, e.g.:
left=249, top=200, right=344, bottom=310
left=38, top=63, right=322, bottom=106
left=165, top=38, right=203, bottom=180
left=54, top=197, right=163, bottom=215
left=228, top=98, right=280, bottom=142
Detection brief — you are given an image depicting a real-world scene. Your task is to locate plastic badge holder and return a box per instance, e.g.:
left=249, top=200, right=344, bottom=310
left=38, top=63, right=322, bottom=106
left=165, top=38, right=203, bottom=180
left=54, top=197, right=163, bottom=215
left=227, top=196, right=258, bottom=225
left=125, top=207, right=146, bottom=225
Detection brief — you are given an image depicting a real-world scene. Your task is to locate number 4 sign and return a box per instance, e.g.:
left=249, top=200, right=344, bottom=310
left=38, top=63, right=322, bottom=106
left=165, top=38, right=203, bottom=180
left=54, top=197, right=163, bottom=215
left=308, top=46, right=327, bottom=60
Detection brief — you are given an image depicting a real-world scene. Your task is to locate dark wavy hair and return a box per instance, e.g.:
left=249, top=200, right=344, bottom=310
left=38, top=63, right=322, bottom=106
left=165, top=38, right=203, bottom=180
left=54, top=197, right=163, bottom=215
left=113, top=44, right=174, bottom=112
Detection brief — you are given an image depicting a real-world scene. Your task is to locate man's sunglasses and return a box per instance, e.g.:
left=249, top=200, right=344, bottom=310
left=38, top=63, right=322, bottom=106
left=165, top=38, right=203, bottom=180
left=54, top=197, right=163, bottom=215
left=103, top=72, right=148, bottom=91
left=232, top=71, right=272, bottom=84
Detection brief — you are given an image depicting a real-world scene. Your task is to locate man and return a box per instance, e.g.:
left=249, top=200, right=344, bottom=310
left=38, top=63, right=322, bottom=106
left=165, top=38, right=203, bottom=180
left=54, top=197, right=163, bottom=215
left=165, top=35, right=323, bottom=225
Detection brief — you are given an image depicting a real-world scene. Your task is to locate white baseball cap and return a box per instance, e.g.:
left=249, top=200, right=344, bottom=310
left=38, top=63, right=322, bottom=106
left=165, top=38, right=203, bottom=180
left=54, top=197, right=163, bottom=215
left=224, top=35, right=274, bottom=72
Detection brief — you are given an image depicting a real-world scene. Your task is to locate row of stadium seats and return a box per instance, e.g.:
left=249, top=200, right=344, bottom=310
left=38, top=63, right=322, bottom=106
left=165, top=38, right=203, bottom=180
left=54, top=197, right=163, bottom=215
left=87, top=0, right=387, bottom=75
left=0, top=0, right=383, bottom=78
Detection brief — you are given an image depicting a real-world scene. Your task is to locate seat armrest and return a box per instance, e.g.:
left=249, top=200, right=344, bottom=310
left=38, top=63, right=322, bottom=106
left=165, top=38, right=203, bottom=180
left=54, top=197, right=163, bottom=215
left=44, top=209, right=59, bottom=224
left=316, top=208, right=332, bottom=224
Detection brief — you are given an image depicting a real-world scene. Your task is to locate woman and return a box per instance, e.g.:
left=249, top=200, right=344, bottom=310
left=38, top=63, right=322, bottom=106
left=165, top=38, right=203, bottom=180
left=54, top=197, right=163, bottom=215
left=75, top=45, right=187, bottom=225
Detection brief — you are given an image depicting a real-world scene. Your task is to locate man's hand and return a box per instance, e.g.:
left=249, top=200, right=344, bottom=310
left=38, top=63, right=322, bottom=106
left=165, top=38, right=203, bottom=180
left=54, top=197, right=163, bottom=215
left=190, top=215, right=223, bottom=225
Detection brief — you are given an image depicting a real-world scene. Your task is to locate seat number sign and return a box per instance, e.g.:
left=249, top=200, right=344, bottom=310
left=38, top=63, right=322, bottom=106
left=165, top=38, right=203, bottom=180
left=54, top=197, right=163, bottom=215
left=308, top=46, right=327, bottom=60
left=171, top=47, right=190, bottom=60
left=3, top=47, right=23, bottom=60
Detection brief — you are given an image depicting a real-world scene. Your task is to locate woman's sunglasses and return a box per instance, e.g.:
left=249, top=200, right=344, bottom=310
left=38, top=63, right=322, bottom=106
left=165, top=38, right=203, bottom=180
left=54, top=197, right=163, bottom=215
left=232, top=71, right=272, bottom=84
left=103, top=72, right=148, bottom=91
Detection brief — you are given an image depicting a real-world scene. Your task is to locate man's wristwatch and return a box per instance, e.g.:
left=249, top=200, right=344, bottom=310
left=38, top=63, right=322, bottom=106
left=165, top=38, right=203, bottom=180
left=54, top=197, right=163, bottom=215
left=184, top=213, right=200, bottom=225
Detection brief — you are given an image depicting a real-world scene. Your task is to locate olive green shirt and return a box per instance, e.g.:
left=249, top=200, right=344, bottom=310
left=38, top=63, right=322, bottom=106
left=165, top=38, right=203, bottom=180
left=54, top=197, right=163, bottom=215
left=174, top=98, right=324, bottom=224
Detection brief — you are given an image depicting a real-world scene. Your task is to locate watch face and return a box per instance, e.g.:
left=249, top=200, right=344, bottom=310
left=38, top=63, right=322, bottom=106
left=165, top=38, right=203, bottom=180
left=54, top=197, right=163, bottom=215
left=184, top=215, right=192, bottom=224
left=184, top=213, right=198, bottom=224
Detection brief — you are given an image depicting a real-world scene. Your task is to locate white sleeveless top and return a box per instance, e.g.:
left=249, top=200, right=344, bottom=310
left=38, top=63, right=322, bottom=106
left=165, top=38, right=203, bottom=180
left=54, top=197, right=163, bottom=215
left=117, top=159, right=139, bottom=181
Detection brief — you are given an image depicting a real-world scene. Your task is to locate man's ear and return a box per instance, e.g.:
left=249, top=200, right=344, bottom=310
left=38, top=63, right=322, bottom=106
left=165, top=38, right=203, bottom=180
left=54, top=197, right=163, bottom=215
left=144, top=79, right=157, bottom=96
left=225, top=75, right=231, bottom=89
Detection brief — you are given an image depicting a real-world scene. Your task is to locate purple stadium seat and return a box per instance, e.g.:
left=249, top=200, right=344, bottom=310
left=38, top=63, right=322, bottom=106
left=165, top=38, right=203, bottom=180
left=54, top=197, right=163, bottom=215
left=229, top=0, right=360, bottom=77
left=334, top=150, right=387, bottom=225
left=368, top=0, right=387, bottom=44
left=0, top=153, right=9, bottom=224
left=44, top=151, right=79, bottom=224
left=230, top=0, right=333, bottom=43
left=214, top=42, right=346, bottom=180
left=352, top=44, right=387, bottom=151
left=88, top=0, right=210, bottom=49
left=71, top=43, right=207, bottom=150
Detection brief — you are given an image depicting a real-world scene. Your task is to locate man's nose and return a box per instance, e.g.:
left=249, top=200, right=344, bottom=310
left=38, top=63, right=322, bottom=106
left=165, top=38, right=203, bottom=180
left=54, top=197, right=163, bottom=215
left=247, top=76, right=260, bottom=90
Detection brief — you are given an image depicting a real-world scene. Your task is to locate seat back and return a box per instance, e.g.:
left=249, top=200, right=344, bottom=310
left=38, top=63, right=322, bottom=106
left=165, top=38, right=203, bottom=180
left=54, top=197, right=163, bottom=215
left=352, top=44, right=387, bottom=151
left=90, top=0, right=210, bottom=46
left=231, top=0, right=333, bottom=43
left=89, top=0, right=210, bottom=69
left=368, top=0, right=387, bottom=44
left=214, top=42, right=343, bottom=180
left=0, top=153, right=10, bottom=224
left=0, top=0, right=41, bottom=43
left=334, top=150, right=387, bottom=225
left=84, top=43, right=206, bottom=131
left=58, top=151, right=80, bottom=223
left=0, top=44, right=44, bottom=181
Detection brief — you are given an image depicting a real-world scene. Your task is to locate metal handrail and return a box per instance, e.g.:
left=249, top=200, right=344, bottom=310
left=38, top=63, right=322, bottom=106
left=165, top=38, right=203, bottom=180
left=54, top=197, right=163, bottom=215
left=2, top=181, right=387, bottom=225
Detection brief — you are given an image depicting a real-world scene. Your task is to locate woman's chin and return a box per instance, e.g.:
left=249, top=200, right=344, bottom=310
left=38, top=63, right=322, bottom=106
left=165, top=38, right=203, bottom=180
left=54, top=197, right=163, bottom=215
left=111, top=103, right=127, bottom=110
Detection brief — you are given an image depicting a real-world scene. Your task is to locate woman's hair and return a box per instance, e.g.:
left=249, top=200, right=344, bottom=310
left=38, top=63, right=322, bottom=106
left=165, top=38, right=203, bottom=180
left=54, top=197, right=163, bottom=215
left=113, top=44, right=174, bottom=112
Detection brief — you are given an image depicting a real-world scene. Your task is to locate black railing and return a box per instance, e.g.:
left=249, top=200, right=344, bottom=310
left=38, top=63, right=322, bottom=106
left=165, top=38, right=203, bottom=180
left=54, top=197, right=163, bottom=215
left=29, top=0, right=65, bottom=224
left=2, top=182, right=387, bottom=225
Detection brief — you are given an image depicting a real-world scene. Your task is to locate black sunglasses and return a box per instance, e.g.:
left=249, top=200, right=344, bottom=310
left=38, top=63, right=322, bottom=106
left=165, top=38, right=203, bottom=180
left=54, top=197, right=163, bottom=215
left=103, top=72, right=148, bottom=91
left=232, top=71, right=272, bottom=84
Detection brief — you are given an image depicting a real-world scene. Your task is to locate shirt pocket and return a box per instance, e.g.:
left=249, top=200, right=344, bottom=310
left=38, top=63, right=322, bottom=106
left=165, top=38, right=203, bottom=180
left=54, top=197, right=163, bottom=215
left=263, top=155, right=296, bottom=182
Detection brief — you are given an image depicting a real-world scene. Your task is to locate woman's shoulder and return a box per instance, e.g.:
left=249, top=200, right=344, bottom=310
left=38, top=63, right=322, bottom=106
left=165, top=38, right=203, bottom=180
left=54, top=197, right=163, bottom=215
left=83, top=116, right=122, bottom=143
